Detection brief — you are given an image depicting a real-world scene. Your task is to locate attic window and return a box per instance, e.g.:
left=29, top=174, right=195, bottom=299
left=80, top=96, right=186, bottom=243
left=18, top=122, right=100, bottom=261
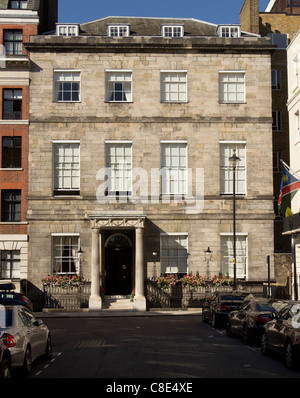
left=108, top=25, right=130, bottom=37
left=218, top=25, right=241, bottom=38
left=162, top=25, right=184, bottom=38
left=56, top=24, right=79, bottom=37
left=9, top=1, right=27, bottom=9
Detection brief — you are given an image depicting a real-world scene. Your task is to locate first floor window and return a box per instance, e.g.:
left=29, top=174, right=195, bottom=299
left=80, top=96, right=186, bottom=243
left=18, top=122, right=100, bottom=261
left=4, top=30, right=22, bottom=55
left=53, top=142, right=80, bottom=196
left=161, top=71, right=187, bottom=102
left=161, top=142, right=187, bottom=195
left=105, top=142, right=132, bottom=195
left=1, top=190, right=21, bottom=221
left=161, top=234, right=188, bottom=275
left=3, top=89, right=22, bottom=120
left=1, top=250, right=20, bottom=279
left=2, top=136, right=21, bottom=168
left=220, top=142, right=246, bottom=195
left=220, top=234, right=247, bottom=279
left=52, top=235, right=79, bottom=274
left=105, top=71, right=132, bottom=102
left=54, top=71, right=80, bottom=102
left=219, top=72, right=245, bottom=103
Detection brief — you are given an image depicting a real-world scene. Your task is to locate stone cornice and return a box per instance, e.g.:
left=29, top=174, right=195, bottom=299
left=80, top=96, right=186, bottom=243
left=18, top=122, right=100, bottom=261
left=25, top=36, right=275, bottom=54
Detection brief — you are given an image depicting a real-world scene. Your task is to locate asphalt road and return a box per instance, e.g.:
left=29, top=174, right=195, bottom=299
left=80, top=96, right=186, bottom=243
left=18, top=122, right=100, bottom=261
left=22, top=314, right=300, bottom=381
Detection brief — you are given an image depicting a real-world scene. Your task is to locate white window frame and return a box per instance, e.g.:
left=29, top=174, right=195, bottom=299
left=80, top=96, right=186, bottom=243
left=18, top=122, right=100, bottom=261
left=53, top=70, right=81, bottom=102
left=160, top=233, right=188, bottom=275
left=220, top=141, right=246, bottom=195
left=161, top=141, right=188, bottom=196
left=218, top=25, right=241, bottom=38
left=1, top=249, right=20, bottom=279
left=162, top=25, right=184, bottom=37
left=53, top=140, right=80, bottom=196
left=56, top=24, right=79, bottom=37
left=219, top=71, right=246, bottom=104
left=105, top=70, right=132, bottom=102
left=105, top=141, right=132, bottom=196
left=220, top=233, right=248, bottom=279
left=271, top=69, right=281, bottom=90
left=107, top=25, right=130, bottom=37
left=160, top=71, right=187, bottom=103
left=295, top=111, right=300, bottom=144
left=51, top=233, right=80, bottom=275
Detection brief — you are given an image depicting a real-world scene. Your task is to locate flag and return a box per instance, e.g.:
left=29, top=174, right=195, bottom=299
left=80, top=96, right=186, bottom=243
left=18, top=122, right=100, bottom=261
left=278, top=166, right=300, bottom=216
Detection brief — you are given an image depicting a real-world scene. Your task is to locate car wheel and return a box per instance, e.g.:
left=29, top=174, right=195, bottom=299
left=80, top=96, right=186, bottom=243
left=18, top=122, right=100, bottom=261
left=45, top=335, right=52, bottom=359
left=0, top=358, right=11, bottom=379
left=22, top=346, right=32, bottom=376
left=261, top=332, right=269, bottom=356
left=285, top=340, right=297, bottom=370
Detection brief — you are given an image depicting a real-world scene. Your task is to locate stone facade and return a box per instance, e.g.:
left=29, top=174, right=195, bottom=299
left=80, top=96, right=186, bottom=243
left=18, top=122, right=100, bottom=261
left=26, top=18, right=275, bottom=310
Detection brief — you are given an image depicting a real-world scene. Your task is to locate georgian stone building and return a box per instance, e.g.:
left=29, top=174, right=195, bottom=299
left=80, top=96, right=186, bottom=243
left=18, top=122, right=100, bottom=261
left=25, top=16, right=275, bottom=310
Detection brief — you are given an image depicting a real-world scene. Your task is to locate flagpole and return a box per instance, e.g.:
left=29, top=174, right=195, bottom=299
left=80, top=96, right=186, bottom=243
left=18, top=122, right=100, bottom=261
left=280, top=159, right=300, bottom=180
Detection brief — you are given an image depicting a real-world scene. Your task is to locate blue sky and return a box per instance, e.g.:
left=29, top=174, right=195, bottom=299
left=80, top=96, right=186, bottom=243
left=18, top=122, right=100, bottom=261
left=58, top=0, right=271, bottom=25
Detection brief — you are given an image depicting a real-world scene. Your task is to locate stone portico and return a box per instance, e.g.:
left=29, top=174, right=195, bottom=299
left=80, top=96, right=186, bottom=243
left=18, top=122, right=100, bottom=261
left=89, top=215, right=146, bottom=311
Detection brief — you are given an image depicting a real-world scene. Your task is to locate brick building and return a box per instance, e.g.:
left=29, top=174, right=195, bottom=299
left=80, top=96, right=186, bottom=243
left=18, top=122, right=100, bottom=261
left=0, top=0, right=57, bottom=292
left=25, top=16, right=275, bottom=310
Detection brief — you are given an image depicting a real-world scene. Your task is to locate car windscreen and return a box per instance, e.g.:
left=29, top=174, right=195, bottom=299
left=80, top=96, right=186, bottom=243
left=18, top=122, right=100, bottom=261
left=256, top=304, right=276, bottom=312
left=0, top=306, right=13, bottom=328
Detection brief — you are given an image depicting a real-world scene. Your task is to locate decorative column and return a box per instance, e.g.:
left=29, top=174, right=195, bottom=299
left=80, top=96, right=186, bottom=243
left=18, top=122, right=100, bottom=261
left=134, top=227, right=146, bottom=311
left=89, top=227, right=102, bottom=310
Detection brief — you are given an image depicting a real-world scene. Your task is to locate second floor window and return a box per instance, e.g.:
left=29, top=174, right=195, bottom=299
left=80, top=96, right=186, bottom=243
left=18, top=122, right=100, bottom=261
left=219, top=72, right=245, bottom=103
left=1, top=190, right=21, bottom=222
left=161, top=71, right=187, bottom=103
left=2, top=136, right=21, bottom=168
left=3, top=89, right=22, bottom=120
left=4, top=30, right=23, bottom=55
left=53, top=71, right=81, bottom=102
left=105, top=71, right=132, bottom=102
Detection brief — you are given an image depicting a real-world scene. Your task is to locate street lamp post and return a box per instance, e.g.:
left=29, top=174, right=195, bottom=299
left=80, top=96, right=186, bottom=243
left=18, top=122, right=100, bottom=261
left=229, top=149, right=241, bottom=290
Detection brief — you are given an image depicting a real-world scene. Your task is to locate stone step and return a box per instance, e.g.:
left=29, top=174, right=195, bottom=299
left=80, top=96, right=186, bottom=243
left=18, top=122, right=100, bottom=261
left=103, top=295, right=134, bottom=310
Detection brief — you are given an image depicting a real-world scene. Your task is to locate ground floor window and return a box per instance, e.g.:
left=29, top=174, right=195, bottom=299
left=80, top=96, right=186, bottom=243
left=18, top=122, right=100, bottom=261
left=1, top=250, right=20, bottom=279
left=52, top=235, right=80, bottom=274
left=220, top=234, right=247, bottom=279
left=161, top=233, right=188, bottom=275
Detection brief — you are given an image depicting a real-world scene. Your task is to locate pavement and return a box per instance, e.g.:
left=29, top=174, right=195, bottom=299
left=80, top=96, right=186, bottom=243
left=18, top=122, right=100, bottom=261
left=34, top=308, right=202, bottom=318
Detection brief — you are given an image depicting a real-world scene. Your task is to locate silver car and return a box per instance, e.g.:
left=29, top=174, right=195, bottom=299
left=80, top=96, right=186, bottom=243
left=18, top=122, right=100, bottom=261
left=0, top=305, right=52, bottom=375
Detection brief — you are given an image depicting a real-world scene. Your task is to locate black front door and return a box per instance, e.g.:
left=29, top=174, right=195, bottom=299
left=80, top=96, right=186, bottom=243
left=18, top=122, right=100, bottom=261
left=105, top=234, right=133, bottom=295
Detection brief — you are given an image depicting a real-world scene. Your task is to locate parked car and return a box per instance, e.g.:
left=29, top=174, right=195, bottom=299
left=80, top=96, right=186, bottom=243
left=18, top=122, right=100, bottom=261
left=226, top=295, right=284, bottom=344
left=0, top=304, right=52, bottom=375
left=0, top=339, right=11, bottom=378
left=261, top=302, right=300, bottom=370
left=0, top=281, right=33, bottom=311
left=202, top=290, right=250, bottom=328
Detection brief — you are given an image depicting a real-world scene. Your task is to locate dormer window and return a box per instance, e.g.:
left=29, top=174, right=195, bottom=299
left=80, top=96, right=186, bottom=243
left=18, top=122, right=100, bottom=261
left=9, top=0, right=27, bottom=9
left=56, top=24, right=79, bottom=37
left=162, top=25, right=184, bottom=38
left=108, top=25, right=130, bottom=37
left=218, top=25, right=241, bottom=38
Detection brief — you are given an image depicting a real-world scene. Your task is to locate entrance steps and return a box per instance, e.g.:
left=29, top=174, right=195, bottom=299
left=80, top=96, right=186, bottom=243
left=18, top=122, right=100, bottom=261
left=103, top=295, right=134, bottom=310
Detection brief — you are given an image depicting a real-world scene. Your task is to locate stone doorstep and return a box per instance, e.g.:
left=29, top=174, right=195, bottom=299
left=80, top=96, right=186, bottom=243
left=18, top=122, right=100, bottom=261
left=103, top=295, right=134, bottom=310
